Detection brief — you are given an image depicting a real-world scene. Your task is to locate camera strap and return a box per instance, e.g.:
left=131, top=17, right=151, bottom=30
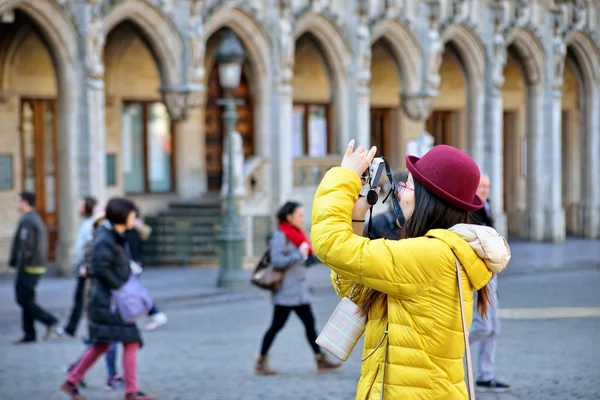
left=380, top=156, right=404, bottom=227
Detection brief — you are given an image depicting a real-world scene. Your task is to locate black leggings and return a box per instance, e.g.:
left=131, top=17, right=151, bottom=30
left=260, top=304, right=321, bottom=356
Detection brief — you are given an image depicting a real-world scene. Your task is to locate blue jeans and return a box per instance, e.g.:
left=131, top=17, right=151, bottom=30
left=470, top=274, right=499, bottom=382
left=72, top=342, right=118, bottom=379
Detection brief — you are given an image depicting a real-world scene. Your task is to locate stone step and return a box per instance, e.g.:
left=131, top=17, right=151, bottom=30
left=143, top=196, right=225, bottom=266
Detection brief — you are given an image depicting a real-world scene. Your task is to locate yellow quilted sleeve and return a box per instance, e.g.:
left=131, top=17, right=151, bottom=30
left=311, top=167, right=445, bottom=299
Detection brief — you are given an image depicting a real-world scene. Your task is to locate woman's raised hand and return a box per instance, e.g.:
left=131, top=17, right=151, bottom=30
left=341, top=139, right=378, bottom=178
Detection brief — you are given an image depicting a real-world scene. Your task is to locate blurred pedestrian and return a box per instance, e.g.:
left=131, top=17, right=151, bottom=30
left=254, top=201, right=340, bottom=375
left=63, top=197, right=98, bottom=337
left=469, top=174, right=512, bottom=393
left=364, top=170, right=408, bottom=240
left=60, top=198, right=155, bottom=400
left=64, top=212, right=124, bottom=392
left=123, top=210, right=167, bottom=331
left=9, top=192, right=59, bottom=344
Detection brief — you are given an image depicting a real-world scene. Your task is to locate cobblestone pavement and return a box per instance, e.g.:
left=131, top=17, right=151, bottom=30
left=0, top=244, right=599, bottom=399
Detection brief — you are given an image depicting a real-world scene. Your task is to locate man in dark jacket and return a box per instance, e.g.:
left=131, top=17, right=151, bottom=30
left=469, top=175, right=511, bottom=392
left=363, top=170, right=408, bottom=240
left=9, top=192, right=59, bottom=343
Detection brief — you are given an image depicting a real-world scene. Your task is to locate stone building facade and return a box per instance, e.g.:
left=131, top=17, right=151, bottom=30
left=0, top=0, right=599, bottom=273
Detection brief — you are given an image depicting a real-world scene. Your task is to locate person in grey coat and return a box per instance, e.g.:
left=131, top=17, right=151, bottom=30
left=254, top=201, right=340, bottom=375
left=9, top=192, right=59, bottom=344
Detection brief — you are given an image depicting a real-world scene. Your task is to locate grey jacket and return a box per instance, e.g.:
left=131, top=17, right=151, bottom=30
left=269, top=231, right=311, bottom=306
left=9, top=211, right=48, bottom=270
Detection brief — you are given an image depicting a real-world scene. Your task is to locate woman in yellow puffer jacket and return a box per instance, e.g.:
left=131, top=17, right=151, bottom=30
left=311, top=141, right=511, bottom=399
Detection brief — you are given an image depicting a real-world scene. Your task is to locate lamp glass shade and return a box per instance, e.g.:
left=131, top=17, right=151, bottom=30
left=218, top=61, right=242, bottom=90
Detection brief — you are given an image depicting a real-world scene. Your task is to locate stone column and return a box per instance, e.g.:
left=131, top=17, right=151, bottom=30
left=483, top=4, right=508, bottom=237
left=82, top=2, right=107, bottom=202
left=581, top=82, right=600, bottom=238
left=524, top=81, right=546, bottom=242
left=269, top=0, right=294, bottom=207
left=56, top=0, right=106, bottom=275
left=348, top=0, right=371, bottom=148
left=541, top=17, right=566, bottom=242
left=163, top=89, right=205, bottom=199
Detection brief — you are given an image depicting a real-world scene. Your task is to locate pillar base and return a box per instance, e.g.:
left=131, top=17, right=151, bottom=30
left=525, top=208, right=565, bottom=242
left=55, top=241, right=74, bottom=277
left=581, top=205, right=600, bottom=239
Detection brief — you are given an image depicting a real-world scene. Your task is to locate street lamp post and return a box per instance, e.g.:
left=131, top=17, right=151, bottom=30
left=215, top=29, right=247, bottom=288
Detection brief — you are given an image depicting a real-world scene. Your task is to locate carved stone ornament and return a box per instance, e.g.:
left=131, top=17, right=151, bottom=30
left=355, top=5, right=372, bottom=88
left=451, top=0, right=469, bottom=21
left=401, top=92, right=437, bottom=121
left=552, top=39, right=567, bottom=92
left=491, top=33, right=507, bottom=93
left=384, top=0, right=403, bottom=18
left=514, top=0, right=530, bottom=27
left=278, top=0, right=294, bottom=86
left=87, top=3, right=105, bottom=79
left=188, top=2, right=205, bottom=83
left=426, top=29, right=443, bottom=93
left=161, top=86, right=204, bottom=121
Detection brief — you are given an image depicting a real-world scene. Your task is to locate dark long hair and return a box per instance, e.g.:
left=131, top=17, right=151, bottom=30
left=358, top=178, right=492, bottom=318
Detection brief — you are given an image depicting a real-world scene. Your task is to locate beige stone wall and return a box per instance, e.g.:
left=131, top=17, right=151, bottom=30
left=104, top=29, right=178, bottom=215
left=0, top=31, right=56, bottom=272
left=370, top=42, right=400, bottom=107
left=292, top=36, right=330, bottom=103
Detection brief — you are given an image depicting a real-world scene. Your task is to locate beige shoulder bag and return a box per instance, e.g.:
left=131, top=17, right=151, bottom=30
left=316, top=274, right=366, bottom=361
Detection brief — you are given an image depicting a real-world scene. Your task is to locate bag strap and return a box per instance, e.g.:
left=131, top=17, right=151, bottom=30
left=454, top=255, right=477, bottom=400
left=333, top=273, right=357, bottom=301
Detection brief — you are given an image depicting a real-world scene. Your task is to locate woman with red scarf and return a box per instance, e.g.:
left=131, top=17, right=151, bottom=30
left=254, top=201, right=340, bottom=375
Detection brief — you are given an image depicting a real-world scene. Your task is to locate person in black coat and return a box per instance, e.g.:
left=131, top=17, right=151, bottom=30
left=61, top=198, right=155, bottom=400
left=362, top=170, right=408, bottom=240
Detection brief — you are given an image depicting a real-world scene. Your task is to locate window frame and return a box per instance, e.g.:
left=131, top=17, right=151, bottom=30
left=122, top=99, right=176, bottom=195
left=292, top=102, right=332, bottom=157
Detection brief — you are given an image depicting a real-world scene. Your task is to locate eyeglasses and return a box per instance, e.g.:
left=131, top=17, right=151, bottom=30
left=396, top=181, right=414, bottom=196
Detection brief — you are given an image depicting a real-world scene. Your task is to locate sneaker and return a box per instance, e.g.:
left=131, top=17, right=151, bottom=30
left=105, top=375, right=125, bottom=391
left=125, top=391, right=156, bottom=400
left=146, top=312, right=168, bottom=331
left=65, top=364, right=87, bottom=388
left=475, top=379, right=512, bottom=392
left=60, top=381, right=86, bottom=400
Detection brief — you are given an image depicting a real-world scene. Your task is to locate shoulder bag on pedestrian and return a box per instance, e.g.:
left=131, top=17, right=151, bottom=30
left=250, top=241, right=289, bottom=293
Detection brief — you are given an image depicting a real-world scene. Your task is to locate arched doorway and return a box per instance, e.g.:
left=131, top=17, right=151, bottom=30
left=291, top=33, right=333, bottom=158
left=369, top=39, right=401, bottom=158
left=0, top=11, right=59, bottom=260
left=426, top=45, right=467, bottom=149
left=561, top=51, right=582, bottom=236
left=104, top=21, right=175, bottom=197
left=204, top=33, right=254, bottom=191
left=502, top=48, right=529, bottom=237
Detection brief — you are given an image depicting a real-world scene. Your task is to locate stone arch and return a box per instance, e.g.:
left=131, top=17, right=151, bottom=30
left=293, top=13, right=350, bottom=153
left=441, top=23, right=486, bottom=164
left=505, top=27, right=547, bottom=240
left=104, top=0, right=183, bottom=89
left=506, top=28, right=546, bottom=86
left=370, top=19, right=421, bottom=94
left=566, top=31, right=600, bottom=238
left=202, top=6, right=272, bottom=174
left=0, top=0, right=81, bottom=271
